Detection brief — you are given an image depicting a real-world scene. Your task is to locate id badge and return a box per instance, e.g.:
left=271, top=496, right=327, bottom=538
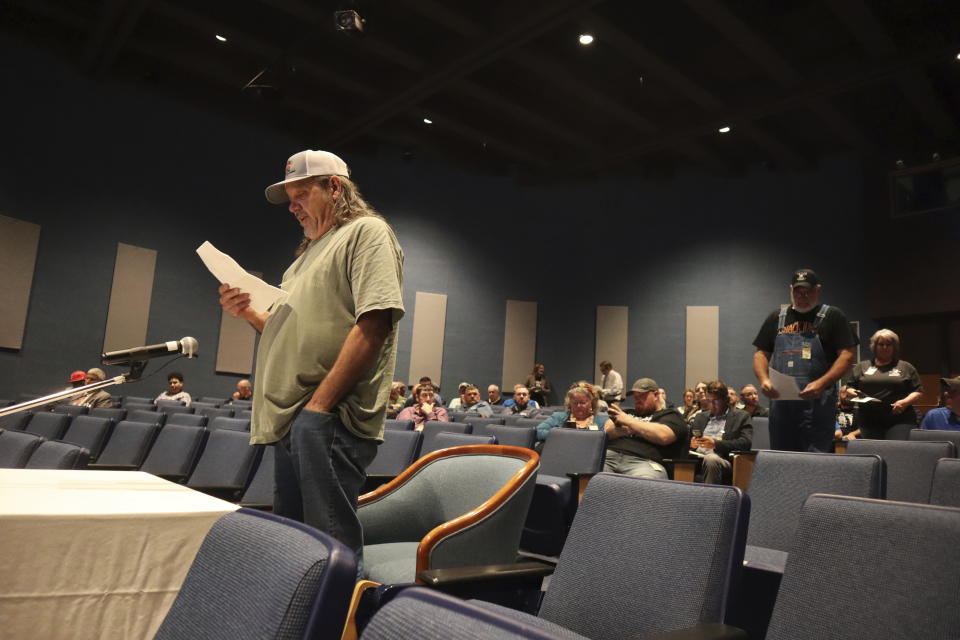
left=801, top=342, right=812, bottom=360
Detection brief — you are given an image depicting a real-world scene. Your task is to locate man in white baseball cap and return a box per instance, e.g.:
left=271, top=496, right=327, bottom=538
left=218, top=149, right=405, bottom=562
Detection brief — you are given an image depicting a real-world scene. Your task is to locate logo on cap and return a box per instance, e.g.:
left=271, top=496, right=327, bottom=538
left=285, top=160, right=294, bottom=174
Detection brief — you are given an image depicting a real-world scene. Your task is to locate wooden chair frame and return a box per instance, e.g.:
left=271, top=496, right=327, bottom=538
left=359, top=444, right=540, bottom=582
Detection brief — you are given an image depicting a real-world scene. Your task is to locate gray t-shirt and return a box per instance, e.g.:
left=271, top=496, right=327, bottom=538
left=251, top=216, right=404, bottom=444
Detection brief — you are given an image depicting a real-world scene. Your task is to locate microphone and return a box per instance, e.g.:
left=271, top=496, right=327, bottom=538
left=101, top=337, right=199, bottom=365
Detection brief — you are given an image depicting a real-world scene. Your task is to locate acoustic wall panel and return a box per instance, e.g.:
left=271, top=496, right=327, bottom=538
left=215, top=271, right=261, bottom=375
left=103, top=243, right=157, bottom=352
left=685, top=305, right=719, bottom=390
left=595, top=305, right=629, bottom=388
left=0, top=215, right=41, bottom=350
left=502, top=300, right=538, bottom=390
left=408, top=292, right=447, bottom=387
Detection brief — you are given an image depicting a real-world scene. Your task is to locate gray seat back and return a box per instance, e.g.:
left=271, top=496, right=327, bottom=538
left=422, top=432, right=495, bottom=456
left=141, top=425, right=209, bottom=481
left=96, top=420, right=160, bottom=467
left=167, top=412, right=208, bottom=427
left=419, top=421, right=470, bottom=456
left=929, top=458, right=960, bottom=507
left=187, top=429, right=262, bottom=495
left=909, top=428, right=960, bottom=451
left=361, top=588, right=583, bottom=640
left=154, top=509, right=357, bottom=640
left=0, top=429, right=44, bottom=467
left=90, top=407, right=127, bottom=422
left=751, top=417, right=770, bottom=449
left=26, top=440, right=89, bottom=469
left=747, top=450, right=885, bottom=551
left=384, top=419, right=414, bottom=431
left=846, top=439, right=955, bottom=503
left=766, top=494, right=960, bottom=640
left=486, top=425, right=536, bottom=449
left=209, top=417, right=250, bottom=432
left=198, top=407, right=234, bottom=421
left=127, top=409, right=166, bottom=426
left=25, top=412, right=71, bottom=440
left=539, top=474, right=749, bottom=639
left=61, top=415, right=115, bottom=461
left=240, top=446, right=275, bottom=507
left=539, top=428, right=606, bottom=476
left=366, top=430, right=421, bottom=476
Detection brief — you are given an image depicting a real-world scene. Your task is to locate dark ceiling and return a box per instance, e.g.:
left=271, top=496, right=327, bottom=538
left=5, top=0, right=960, bottom=180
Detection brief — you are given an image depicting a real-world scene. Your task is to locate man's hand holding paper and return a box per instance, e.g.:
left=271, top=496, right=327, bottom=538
left=197, top=241, right=284, bottom=314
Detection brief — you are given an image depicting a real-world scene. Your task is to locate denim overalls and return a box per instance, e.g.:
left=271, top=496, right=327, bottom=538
left=769, top=304, right=837, bottom=452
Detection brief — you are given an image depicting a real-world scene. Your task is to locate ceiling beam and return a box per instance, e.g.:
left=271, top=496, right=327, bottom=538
left=152, top=1, right=378, bottom=100
left=571, top=42, right=955, bottom=171
left=826, top=0, right=956, bottom=138
left=311, top=0, right=607, bottom=149
left=83, top=0, right=150, bottom=75
left=391, top=1, right=729, bottom=172
left=681, top=0, right=865, bottom=151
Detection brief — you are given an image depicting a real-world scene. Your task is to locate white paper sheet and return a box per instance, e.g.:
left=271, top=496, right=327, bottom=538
left=196, top=241, right=284, bottom=314
left=851, top=396, right=881, bottom=404
left=768, top=368, right=802, bottom=401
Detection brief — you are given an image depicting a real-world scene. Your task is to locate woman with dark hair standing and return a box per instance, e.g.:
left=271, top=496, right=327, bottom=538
left=525, top=363, right=551, bottom=407
left=841, top=329, right=922, bottom=439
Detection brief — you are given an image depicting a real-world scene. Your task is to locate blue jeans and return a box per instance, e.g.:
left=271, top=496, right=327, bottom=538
left=769, top=391, right=837, bottom=453
left=273, top=409, right=378, bottom=557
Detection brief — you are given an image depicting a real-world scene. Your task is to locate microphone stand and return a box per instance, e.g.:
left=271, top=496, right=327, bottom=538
left=0, top=360, right=148, bottom=419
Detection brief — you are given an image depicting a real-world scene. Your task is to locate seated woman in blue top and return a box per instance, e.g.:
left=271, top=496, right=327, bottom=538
left=536, top=381, right=608, bottom=444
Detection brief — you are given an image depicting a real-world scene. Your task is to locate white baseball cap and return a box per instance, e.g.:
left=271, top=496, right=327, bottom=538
left=264, top=149, right=351, bottom=204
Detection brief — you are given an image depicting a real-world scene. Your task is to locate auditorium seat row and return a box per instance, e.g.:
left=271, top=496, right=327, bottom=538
left=158, top=470, right=960, bottom=640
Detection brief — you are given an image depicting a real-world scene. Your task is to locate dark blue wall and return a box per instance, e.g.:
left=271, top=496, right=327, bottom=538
left=0, top=35, right=873, bottom=405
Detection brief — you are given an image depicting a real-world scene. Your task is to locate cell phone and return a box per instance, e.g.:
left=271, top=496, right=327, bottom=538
left=692, top=428, right=703, bottom=439
left=564, top=420, right=577, bottom=429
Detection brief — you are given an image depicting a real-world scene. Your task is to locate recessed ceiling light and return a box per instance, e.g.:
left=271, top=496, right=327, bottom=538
left=215, top=34, right=227, bottom=42
left=718, top=126, right=731, bottom=134
left=956, top=52, right=960, bottom=60
left=578, top=34, right=594, bottom=45
left=423, top=118, right=433, bottom=125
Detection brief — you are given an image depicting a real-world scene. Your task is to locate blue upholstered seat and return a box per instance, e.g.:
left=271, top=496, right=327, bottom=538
left=140, top=425, right=209, bottom=482
left=186, top=428, right=262, bottom=500
left=0, top=429, right=44, bottom=467
left=126, top=409, right=166, bottom=426
left=765, top=494, right=960, bottom=639
left=24, top=412, right=71, bottom=440
left=521, top=428, right=606, bottom=556
left=153, top=508, right=357, bottom=640
left=166, top=412, right=208, bottom=427
left=361, top=587, right=589, bottom=640
left=420, top=431, right=495, bottom=456
left=25, top=440, right=89, bottom=469
left=929, top=458, right=960, bottom=507
left=846, top=438, right=954, bottom=503
left=472, top=474, right=750, bottom=640
left=91, top=420, right=160, bottom=469
left=61, top=415, right=115, bottom=461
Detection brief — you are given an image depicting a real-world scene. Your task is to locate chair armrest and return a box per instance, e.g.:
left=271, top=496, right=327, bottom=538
left=663, top=458, right=699, bottom=482
left=567, top=472, right=596, bottom=503
left=417, top=561, right=555, bottom=587
left=638, top=623, right=748, bottom=640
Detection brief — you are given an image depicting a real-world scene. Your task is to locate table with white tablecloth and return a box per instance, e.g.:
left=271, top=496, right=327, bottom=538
left=0, top=469, right=238, bottom=640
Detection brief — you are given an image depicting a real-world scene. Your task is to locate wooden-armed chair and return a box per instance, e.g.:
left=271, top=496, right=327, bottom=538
left=357, top=445, right=539, bottom=586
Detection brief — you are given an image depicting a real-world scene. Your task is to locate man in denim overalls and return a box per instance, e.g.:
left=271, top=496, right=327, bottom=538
left=752, top=269, right=858, bottom=452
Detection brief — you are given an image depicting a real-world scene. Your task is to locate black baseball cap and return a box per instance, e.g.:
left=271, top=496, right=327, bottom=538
left=791, top=269, right=820, bottom=289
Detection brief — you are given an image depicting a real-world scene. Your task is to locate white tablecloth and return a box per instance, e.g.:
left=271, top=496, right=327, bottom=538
left=0, top=469, right=238, bottom=640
